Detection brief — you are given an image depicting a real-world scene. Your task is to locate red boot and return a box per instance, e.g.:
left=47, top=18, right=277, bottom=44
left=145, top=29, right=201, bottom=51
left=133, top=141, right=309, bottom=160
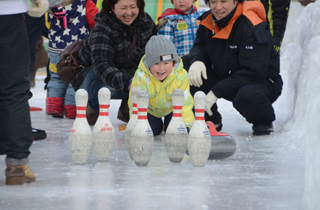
left=46, top=97, right=64, bottom=118
left=64, top=105, right=76, bottom=119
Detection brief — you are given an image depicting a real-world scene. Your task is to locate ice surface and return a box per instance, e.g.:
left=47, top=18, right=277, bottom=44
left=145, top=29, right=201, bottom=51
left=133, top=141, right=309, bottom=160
left=0, top=2, right=319, bottom=210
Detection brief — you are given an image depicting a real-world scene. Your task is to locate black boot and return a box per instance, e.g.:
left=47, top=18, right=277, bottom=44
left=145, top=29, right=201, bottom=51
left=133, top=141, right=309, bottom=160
left=117, top=99, right=130, bottom=123
left=86, top=104, right=99, bottom=126
left=32, top=128, right=47, bottom=140
left=204, top=103, right=222, bottom=131
left=252, top=122, right=274, bottom=136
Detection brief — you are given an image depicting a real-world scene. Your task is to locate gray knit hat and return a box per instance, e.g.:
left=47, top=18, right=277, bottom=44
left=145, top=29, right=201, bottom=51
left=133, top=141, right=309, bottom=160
left=144, top=35, right=179, bottom=69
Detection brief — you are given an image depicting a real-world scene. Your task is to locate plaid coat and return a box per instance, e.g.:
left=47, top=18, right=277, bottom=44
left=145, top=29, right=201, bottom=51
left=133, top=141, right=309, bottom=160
left=72, top=11, right=156, bottom=92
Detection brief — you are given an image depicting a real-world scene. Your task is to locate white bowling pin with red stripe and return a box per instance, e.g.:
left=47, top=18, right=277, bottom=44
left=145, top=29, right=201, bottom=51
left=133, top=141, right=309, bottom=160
left=125, top=86, right=142, bottom=159
left=187, top=91, right=211, bottom=167
left=165, top=89, right=188, bottom=163
left=93, top=88, right=115, bottom=161
left=131, top=90, right=154, bottom=166
left=69, top=89, right=93, bottom=164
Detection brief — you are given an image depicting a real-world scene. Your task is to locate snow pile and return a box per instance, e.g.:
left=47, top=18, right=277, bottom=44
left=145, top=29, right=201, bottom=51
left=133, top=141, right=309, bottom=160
left=273, top=1, right=320, bottom=209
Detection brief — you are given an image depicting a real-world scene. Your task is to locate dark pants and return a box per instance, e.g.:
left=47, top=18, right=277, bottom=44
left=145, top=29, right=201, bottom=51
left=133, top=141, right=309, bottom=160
left=230, top=82, right=277, bottom=124
left=25, top=13, right=46, bottom=73
left=148, top=113, right=173, bottom=136
left=0, top=14, right=32, bottom=159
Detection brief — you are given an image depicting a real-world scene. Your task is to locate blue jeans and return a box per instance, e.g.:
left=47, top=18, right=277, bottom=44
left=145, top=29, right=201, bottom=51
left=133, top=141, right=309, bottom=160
left=47, top=52, right=75, bottom=105
left=148, top=112, right=173, bottom=136
left=79, top=68, right=128, bottom=110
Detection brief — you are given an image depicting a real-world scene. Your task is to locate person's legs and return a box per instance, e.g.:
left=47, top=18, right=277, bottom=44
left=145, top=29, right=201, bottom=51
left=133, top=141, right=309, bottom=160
left=25, top=13, right=45, bottom=74
left=46, top=71, right=67, bottom=117
left=147, top=114, right=164, bottom=136
left=0, top=14, right=35, bottom=184
left=87, top=77, right=129, bottom=124
left=163, top=112, right=173, bottom=133
left=46, top=52, right=67, bottom=117
left=232, top=82, right=275, bottom=135
left=64, top=84, right=76, bottom=119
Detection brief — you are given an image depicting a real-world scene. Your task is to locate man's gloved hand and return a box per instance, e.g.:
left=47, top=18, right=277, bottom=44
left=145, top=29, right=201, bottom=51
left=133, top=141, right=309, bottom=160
left=205, top=91, right=218, bottom=116
left=28, top=0, right=49, bottom=17
left=51, top=5, right=67, bottom=29
left=188, top=61, right=207, bottom=87
left=273, top=30, right=284, bottom=52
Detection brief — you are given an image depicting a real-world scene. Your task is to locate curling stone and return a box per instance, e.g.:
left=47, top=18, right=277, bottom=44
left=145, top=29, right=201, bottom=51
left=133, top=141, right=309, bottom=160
left=206, top=121, right=236, bottom=160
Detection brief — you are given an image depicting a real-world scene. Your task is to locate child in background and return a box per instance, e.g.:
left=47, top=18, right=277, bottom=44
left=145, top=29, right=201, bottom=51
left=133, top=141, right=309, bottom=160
left=45, top=0, right=98, bottom=118
left=128, top=35, right=194, bottom=136
left=157, top=0, right=203, bottom=57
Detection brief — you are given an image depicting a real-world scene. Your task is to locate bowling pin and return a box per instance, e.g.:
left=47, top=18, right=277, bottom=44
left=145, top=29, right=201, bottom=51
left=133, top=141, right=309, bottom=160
left=131, top=90, right=154, bottom=166
left=165, top=89, right=188, bottom=163
left=69, top=89, right=93, bottom=164
left=187, top=91, right=211, bottom=167
left=125, top=86, right=142, bottom=159
left=93, top=88, right=115, bottom=161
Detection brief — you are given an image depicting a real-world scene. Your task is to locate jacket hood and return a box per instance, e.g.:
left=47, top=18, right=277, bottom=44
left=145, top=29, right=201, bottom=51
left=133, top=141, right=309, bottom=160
left=242, top=1, right=267, bottom=26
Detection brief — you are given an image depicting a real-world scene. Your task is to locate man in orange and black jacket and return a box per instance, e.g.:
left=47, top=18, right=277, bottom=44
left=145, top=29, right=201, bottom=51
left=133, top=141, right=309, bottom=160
left=184, top=0, right=283, bottom=135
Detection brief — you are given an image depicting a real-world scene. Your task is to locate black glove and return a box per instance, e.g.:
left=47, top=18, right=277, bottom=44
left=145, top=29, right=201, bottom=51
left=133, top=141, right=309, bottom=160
left=273, top=30, right=285, bottom=52
left=51, top=5, right=67, bottom=29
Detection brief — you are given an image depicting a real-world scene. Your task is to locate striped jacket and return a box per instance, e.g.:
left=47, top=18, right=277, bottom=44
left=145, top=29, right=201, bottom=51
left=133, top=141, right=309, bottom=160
left=157, top=6, right=204, bottom=57
left=72, top=11, right=156, bottom=92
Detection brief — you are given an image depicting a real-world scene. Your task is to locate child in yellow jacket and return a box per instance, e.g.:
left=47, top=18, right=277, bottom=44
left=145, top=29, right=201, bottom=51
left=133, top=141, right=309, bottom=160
left=128, top=35, right=194, bottom=136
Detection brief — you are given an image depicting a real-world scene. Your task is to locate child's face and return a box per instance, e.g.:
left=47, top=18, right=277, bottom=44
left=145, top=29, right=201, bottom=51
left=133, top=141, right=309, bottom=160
left=150, top=61, right=174, bottom=82
left=172, top=0, right=195, bottom=13
left=113, top=0, right=139, bottom=25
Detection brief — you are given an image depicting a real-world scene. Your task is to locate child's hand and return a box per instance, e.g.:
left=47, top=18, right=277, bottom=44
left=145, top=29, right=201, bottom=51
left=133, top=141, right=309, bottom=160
left=51, top=5, right=67, bottom=29
left=28, top=0, right=49, bottom=17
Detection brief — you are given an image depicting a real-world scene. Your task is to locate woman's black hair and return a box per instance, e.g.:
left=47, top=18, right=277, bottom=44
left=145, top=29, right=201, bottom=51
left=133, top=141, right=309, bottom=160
left=204, top=0, right=244, bottom=6
left=102, top=0, right=145, bottom=18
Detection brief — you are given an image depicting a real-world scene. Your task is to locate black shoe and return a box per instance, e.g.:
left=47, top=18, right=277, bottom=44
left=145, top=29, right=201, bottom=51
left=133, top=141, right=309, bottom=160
left=205, top=112, right=222, bottom=132
left=32, top=128, right=47, bottom=140
left=252, top=122, right=273, bottom=136
left=117, top=99, right=130, bottom=123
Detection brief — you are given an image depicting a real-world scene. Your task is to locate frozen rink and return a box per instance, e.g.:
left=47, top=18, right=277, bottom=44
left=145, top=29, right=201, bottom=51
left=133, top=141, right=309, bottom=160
left=1, top=1, right=319, bottom=210
left=0, top=77, right=305, bottom=210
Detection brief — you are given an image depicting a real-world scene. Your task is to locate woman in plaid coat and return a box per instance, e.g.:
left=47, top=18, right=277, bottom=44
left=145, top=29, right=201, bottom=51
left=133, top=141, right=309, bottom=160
left=72, top=0, right=156, bottom=125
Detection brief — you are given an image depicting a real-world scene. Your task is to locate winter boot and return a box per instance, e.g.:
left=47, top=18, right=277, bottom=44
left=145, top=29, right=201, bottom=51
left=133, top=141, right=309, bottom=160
left=5, top=164, right=36, bottom=185
left=32, top=128, right=47, bottom=140
left=117, top=99, right=130, bottom=123
left=46, top=97, right=64, bottom=118
left=64, top=105, right=76, bottom=119
left=86, top=104, right=99, bottom=126
left=252, top=122, right=274, bottom=136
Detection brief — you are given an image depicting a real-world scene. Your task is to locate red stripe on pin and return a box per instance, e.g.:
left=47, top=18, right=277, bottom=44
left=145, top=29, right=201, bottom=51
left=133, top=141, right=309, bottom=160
left=138, top=108, right=148, bottom=112
left=76, top=114, right=86, bottom=118
left=77, top=106, right=86, bottom=111
left=132, top=111, right=138, bottom=115
left=133, top=103, right=137, bottom=107
left=100, top=112, right=109, bottom=116
left=195, top=116, right=204, bottom=120
left=173, top=113, right=182, bottom=117
left=100, top=104, right=109, bottom=109
left=173, top=106, right=182, bottom=109
left=195, top=109, right=205, bottom=113
left=138, top=116, right=148, bottom=120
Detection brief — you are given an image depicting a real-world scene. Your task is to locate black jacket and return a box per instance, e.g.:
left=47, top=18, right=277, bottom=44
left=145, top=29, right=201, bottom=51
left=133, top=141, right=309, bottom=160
left=72, top=11, right=156, bottom=92
left=260, top=0, right=290, bottom=45
left=187, top=1, right=282, bottom=99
